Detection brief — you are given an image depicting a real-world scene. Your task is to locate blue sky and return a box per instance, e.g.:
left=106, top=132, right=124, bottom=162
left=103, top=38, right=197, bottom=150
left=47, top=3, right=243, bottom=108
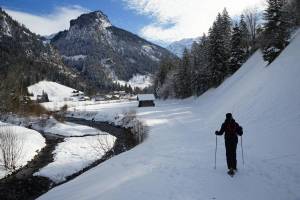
left=0, top=0, right=151, bottom=35
left=0, top=0, right=265, bottom=45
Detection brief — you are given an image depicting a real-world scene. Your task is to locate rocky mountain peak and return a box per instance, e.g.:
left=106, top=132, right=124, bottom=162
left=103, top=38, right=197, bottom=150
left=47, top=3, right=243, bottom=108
left=51, top=10, right=175, bottom=85
left=70, top=10, right=111, bottom=29
left=0, top=8, right=13, bottom=37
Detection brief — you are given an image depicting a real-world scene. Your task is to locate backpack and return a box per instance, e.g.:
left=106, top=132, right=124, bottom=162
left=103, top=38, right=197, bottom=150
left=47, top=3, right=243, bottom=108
left=237, top=125, right=243, bottom=136
left=226, top=121, right=237, bottom=135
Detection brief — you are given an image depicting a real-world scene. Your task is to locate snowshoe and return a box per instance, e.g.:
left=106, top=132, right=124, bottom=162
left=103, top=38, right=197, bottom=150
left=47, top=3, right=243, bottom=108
left=227, top=169, right=235, bottom=177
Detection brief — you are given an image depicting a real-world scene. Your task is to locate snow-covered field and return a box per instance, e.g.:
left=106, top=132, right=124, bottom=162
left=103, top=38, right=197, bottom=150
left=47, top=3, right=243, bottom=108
left=0, top=122, right=45, bottom=179
left=38, top=30, right=300, bottom=200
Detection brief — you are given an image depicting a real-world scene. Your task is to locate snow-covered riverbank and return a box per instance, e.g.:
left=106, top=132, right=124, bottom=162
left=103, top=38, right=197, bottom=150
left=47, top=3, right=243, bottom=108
left=0, top=122, right=45, bottom=179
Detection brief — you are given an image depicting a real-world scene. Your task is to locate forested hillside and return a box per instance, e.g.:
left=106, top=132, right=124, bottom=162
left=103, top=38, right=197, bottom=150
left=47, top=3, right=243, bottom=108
left=154, top=0, right=300, bottom=99
left=0, top=8, right=95, bottom=113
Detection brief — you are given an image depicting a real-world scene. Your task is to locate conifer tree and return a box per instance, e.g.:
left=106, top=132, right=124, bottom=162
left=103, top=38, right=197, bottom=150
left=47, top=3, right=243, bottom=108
left=230, top=23, right=245, bottom=74
left=262, top=0, right=290, bottom=63
left=175, top=48, right=192, bottom=98
left=154, top=57, right=176, bottom=97
left=239, top=14, right=251, bottom=55
left=190, top=34, right=210, bottom=96
left=221, top=9, right=232, bottom=59
left=208, top=10, right=232, bottom=86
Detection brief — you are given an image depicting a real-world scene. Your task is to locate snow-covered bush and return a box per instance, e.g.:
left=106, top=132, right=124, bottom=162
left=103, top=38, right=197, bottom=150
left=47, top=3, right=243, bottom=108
left=90, top=134, right=116, bottom=156
left=0, top=125, right=24, bottom=172
left=121, top=110, right=148, bottom=144
left=54, top=104, right=68, bottom=122
left=131, top=119, right=148, bottom=144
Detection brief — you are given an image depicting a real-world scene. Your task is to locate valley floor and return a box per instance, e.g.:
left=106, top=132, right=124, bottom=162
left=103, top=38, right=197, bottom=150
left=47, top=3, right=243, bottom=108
left=38, top=97, right=300, bottom=200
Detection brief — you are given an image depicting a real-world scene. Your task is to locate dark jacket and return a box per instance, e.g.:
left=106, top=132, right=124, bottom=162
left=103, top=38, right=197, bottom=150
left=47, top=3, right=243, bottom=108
left=216, top=119, right=243, bottom=141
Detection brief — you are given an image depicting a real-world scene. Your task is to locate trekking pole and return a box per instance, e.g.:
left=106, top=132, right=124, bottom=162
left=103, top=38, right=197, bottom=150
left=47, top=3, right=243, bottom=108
left=241, top=136, right=245, bottom=166
left=214, top=135, right=217, bottom=169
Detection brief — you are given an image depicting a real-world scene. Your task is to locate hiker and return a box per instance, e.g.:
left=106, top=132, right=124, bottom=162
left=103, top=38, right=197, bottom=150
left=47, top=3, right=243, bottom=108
left=215, top=113, right=243, bottom=175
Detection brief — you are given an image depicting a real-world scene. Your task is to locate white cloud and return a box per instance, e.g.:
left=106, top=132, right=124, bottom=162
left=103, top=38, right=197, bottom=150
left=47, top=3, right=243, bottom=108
left=4, top=6, right=89, bottom=36
left=123, top=0, right=265, bottom=43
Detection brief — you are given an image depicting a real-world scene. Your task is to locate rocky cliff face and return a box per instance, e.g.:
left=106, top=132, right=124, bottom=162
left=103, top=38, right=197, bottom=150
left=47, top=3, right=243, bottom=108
left=51, top=11, right=175, bottom=83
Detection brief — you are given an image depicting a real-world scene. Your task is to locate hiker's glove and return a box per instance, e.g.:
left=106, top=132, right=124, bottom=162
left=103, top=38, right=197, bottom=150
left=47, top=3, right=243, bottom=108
left=215, top=131, right=219, bottom=135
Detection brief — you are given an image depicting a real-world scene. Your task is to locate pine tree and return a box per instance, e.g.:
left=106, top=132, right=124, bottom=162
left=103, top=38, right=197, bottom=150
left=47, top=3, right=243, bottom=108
left=174, top=48, right=192, bottom=98
left=282, top=0, right=300, bottom=28
left=190, top=34, right=210, bottom=96
left=208, top=10, right=232, bottom=86
left=190, top=41, right=201, bottom=67
left=262, top=0, right=290, bottom=63
left=221, top=9, right=232, bottom=59
left=208, top=16, right=223, bottom=86
left=239, top=14, right=251, bottom=55
left=296, top=0, right=300, bottom=25
left=154, top=57, right=176, bottom=97
left=230, top=23, right=245, bottom=74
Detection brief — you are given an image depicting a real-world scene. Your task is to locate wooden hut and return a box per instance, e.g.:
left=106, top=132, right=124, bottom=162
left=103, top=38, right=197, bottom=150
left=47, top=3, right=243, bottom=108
left=137, top=94, right=155, bottom=107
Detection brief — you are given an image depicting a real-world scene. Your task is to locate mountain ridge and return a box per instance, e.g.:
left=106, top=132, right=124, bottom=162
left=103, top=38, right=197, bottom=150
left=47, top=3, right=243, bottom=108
left=167, top=37, right=200, bottom=57
left=51, top=10, right=175, bottom=85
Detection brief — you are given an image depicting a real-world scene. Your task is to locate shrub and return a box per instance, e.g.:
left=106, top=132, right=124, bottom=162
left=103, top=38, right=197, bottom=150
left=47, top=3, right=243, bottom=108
left=90, top=134, right=116, bottom=156
left=53, top=104, right=68, bottom=122
left=121, top=110, right=148, bottom=145
left=0, top=125, right=24, bottom=172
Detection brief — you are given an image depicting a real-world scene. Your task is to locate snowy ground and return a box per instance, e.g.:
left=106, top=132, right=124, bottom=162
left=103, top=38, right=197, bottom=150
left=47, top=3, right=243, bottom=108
left=38, top=31, right=300, bottom=200
left=0, top=122, right=45, bottom=179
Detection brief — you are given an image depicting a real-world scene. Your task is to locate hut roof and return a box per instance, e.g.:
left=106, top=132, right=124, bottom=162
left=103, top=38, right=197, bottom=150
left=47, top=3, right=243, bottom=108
left=137, top=94, right=155, bottom=101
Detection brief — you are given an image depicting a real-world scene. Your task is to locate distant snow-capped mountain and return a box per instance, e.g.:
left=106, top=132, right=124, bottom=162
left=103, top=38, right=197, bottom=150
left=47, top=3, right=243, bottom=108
left=167, top=37, right=200, bottom=57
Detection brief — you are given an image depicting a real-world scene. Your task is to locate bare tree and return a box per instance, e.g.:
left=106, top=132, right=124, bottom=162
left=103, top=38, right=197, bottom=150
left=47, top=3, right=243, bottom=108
left=243, top=7, right=260, bottom=46
left=0, top=125, right=24, bottom=172
left=90, top=134, right=116, bottom=156
left=121, top=110, right=148, bottom=144
left=54, top=104, right=68, bottom=122
left=131, top=120, right=148, bottom=144
left=121, top=110, right=137, bottom=127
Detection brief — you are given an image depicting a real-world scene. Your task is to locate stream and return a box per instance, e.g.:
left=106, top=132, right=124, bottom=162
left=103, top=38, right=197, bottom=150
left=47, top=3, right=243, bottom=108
left=0, top=118, right=135, bottom=200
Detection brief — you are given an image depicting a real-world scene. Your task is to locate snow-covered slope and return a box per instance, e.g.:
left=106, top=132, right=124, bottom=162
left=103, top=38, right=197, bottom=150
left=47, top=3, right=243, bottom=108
left=28, top=81, right=83, bottom=102
left=115, top=74, right=152, bottom=89
left=38, top=32, right=300, bottom=200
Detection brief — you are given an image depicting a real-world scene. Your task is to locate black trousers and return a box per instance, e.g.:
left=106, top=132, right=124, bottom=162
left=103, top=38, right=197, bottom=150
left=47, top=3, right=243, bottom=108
left=225, top=139, right=238, bottom=170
